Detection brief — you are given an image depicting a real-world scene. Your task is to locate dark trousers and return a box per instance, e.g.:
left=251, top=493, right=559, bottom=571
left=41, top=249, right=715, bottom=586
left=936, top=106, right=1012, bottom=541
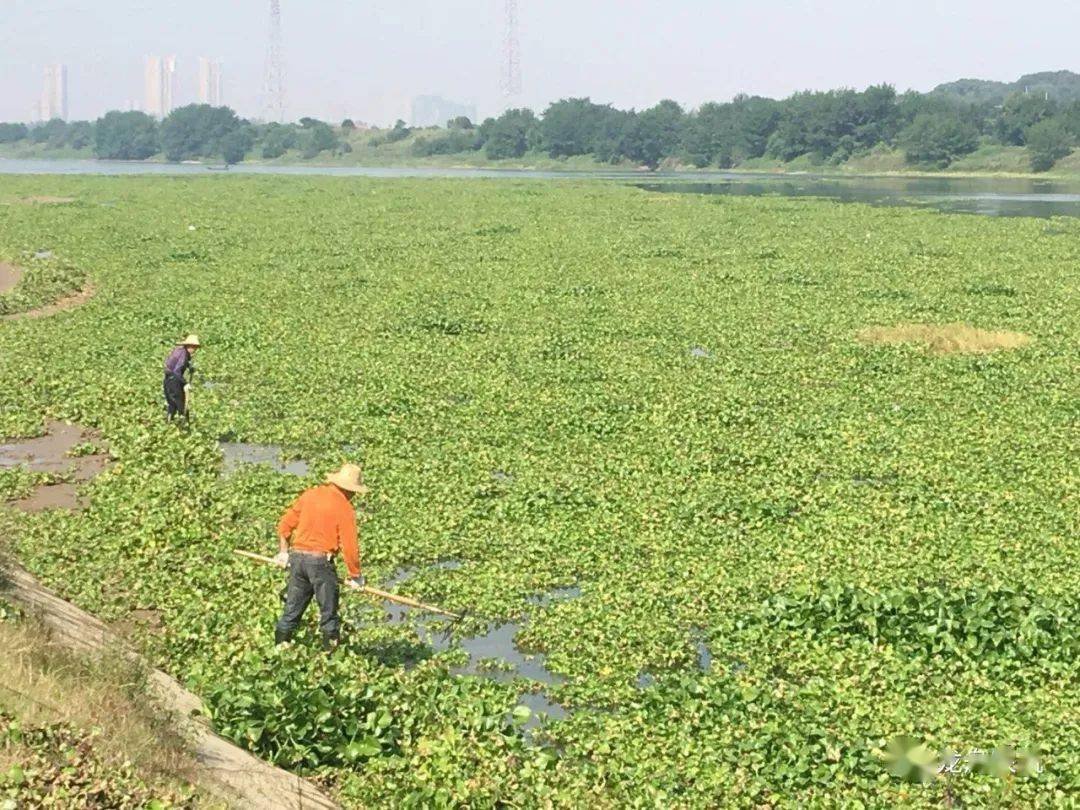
left=275, top=553, right=341, bottom=641
left=163, top=373, right=186, bottom=419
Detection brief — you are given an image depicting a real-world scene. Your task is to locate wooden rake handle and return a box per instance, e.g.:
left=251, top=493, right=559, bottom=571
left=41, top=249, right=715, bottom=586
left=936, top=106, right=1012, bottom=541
left=232, top=549, right=462, bottom=619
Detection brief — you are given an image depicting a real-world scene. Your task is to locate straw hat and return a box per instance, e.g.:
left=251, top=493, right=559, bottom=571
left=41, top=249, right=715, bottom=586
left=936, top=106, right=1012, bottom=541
left=178, top=334, right=201, bottom=347
left=326, top=463, right=369, bottom=494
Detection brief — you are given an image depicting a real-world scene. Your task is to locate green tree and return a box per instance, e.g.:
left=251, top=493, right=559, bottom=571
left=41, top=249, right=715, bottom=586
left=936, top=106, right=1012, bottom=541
left=899, top=113, right=979, bottom=167
left=302, top=122, right=339, bottom=158
left=31, top=118, right=68, bottom=146
left=0, top=122, right=29, bottom=143
left=341, top=118, right=356, bottom=130
left=220, top=127, right=255, bottom=164
left=93, top=111, right=159, bottom=160
left=541, top=98, right=609, bottom=158
left=478, top=109, right=540, bottom=159
left=447, top=116, right=474, bottom=130
left=995, top=93, right=1056, bottom=145
left=590, top=108, right=634, bottom=163
left=64, top=121, right=95, bottom=150
left=160, top=105, right=244, bottom=161
left=385, top=119, right=411, bottom=143
left=1025, top=118, right=1073, bottom=171
left=260, top=123, right=297, bottom=159
left=623, top=100, right=685, bottom=168
left=682, top=102, right=731, bottom=167
left=411, top=130, right=477, bottom=156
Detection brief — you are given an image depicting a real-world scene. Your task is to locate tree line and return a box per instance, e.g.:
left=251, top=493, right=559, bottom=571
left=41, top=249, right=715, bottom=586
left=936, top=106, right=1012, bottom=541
left=459, top=83, right=1080, bottom=171
left=0, top=106, right=348, bottom=164
left=3, top=70, right=1080, bottom=171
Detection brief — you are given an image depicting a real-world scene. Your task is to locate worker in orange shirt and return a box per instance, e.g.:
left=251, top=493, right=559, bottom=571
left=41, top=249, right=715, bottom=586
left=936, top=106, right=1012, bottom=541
left=273, top=463, right=368, bottom=651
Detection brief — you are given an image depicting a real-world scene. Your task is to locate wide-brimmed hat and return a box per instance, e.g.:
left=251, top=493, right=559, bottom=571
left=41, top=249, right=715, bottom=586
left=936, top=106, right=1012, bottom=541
left=326, top=463, right=369, bottom=494
left=178, top=334, right=201, bottom=347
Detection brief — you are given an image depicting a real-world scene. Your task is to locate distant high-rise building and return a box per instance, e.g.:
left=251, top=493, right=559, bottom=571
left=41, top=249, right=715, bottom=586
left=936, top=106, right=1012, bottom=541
left=40, top=64, right=68, bottom=121
left=410, top=95, right=477, bottom=128
left=144, top=55, right=177, bottom=118
left=198, top=58, right=223, bottom=106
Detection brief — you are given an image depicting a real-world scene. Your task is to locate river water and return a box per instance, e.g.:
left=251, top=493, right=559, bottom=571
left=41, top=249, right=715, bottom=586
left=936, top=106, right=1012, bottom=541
left=3, top=157, right=1080, bottom=217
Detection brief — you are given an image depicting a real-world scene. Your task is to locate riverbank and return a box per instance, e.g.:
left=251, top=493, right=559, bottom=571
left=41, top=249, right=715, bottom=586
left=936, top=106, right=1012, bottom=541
left=6, top=138, right=1080, bottom=180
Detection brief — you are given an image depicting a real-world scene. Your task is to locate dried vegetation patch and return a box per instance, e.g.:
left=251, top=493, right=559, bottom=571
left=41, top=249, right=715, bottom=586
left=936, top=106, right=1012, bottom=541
left=858, top=323, right=1033, bottom=354
left=0, top=617, right=216, bottom=806
left=0, top=263, right=23, bottom=295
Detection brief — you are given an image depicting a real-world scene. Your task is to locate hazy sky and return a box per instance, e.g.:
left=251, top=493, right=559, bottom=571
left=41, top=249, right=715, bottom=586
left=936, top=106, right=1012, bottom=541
left=2, top=0, right=1077, bottom=124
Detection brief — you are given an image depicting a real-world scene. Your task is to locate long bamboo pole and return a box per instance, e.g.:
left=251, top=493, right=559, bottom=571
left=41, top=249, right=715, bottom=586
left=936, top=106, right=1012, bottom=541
left=232, top=549, right=462, bottom=619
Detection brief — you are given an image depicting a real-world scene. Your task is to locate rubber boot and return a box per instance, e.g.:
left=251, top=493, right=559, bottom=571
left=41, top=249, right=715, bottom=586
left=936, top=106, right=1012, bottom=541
left=274, top=627, right=292, bottom=645
left=321, top=634, right=339, bottom=654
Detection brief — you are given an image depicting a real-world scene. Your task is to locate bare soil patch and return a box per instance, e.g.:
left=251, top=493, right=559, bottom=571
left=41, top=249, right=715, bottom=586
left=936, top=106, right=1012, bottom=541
left=0, top=420, right=110, bottom=512
left=0, top=262, right=23, bottom=295
left=114, top=608, right=166, bottom=638
left=858, top=323, right=1033, bottom=354
left=2, top=282, right=96, bottom=321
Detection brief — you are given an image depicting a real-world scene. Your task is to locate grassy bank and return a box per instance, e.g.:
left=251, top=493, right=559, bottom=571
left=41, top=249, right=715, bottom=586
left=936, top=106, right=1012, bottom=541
left=0, top=606, right=219, bottom=806
left=9, top=129, right=1080, bottom=178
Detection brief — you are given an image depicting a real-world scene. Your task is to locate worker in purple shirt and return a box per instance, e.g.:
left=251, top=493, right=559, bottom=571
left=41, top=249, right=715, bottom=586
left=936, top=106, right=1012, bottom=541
left=163, top=334, right=200, bottom=420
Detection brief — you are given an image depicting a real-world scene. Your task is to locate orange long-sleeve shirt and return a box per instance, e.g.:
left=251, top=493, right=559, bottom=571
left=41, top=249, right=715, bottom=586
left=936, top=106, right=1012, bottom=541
left=277, top=484, right=361, bottom=578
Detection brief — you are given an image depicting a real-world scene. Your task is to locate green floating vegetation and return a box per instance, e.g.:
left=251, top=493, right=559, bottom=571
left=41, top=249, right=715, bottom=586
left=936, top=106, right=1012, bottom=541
left=0, top=175, right=1076, bottom=807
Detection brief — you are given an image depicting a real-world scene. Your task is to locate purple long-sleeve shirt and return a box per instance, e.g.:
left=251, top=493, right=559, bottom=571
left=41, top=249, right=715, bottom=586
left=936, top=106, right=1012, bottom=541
left=164, top=345, right=193, bottom=380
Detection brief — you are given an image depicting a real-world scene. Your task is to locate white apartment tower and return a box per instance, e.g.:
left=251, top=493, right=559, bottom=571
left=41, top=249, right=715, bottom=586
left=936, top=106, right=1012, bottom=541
left=198, top=58, right=223, bottom=106
left=144, top=55, right=177, bottom=118
left=40, top=64, right=68, bottom=121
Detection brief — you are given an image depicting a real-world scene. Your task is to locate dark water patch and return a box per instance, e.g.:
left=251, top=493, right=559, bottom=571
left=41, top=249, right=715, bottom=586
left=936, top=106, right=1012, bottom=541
left=219, top=442, right=309, bottom=477
left=636, top=671, right=657, bottom=689
left=514, top=691, right=570, bottom=731
left=364, top=579, right=583, bottom=729
left=449, top=621, right=566, bottom=686
left=380, top=560, right=463, bottom=623
left=692, top=630, right=713, bottom=672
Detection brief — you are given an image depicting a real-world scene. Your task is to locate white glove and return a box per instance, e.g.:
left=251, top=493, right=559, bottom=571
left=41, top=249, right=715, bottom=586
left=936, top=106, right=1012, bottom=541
left=273, top=551, right=289, bottom=569
left=346, top=575, right=365, bottom=591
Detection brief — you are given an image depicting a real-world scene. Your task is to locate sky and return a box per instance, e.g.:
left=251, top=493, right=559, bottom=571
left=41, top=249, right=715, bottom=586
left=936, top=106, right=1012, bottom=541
left=1, top=0, right=1077, bottom=125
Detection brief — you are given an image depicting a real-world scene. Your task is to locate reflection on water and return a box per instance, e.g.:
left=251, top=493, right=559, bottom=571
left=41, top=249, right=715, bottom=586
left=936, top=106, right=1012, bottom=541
left=219, top=442, right=309, bottom=476
left=5, top=158, right=1080, bottom=217
left=366, top=560, right=579, bottom=729
left=638, top=176, right=1080, bottom=218
left=514, top=690, right=570, bottom=730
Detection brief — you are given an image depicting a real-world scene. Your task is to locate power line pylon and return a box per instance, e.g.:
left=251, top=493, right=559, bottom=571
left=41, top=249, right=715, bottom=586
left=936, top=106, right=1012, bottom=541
left=500, top=0, right=522, bottom=108
left=263, top=0, right=286, bottom=122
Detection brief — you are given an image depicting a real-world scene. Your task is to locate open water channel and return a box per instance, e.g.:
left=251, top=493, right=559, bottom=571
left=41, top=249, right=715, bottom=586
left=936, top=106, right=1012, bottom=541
left=5, top=157, right=1080, bottom=217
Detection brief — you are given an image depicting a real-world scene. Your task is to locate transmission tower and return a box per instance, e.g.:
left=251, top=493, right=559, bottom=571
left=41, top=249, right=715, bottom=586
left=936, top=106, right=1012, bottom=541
left=500, top=0, right=522, bottom=106
left=263, top=0, right=287, bottom=122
